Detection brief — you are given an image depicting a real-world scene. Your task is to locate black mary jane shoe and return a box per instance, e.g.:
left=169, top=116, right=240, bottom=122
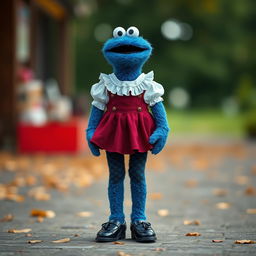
left=130, top=221, right=157, bottom=243
left=95, top=220, right=126, bottom=242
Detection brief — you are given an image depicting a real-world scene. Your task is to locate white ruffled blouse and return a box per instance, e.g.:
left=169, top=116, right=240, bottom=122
left=90, top=71, right=164, bottom=110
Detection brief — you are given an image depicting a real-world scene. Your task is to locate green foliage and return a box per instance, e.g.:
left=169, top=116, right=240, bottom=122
left=73, top=0, right=256, bottom=108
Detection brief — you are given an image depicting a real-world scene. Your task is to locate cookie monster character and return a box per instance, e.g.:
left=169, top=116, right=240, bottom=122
left=86, top=26, right=170, bottom=243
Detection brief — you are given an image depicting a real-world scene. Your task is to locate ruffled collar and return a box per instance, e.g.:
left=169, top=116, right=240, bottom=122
left=99, top=71, right=154, bottom=96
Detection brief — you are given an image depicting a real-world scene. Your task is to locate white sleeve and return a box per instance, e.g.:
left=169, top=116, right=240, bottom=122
left=90, top=79, right=109, bottom=110
left=144, top=81, right=164, bottom=106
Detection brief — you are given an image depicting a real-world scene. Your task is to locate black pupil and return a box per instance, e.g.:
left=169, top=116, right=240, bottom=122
left=117, top=31, right=123, bottom=36
left=129, top=29, right=134, bottom=34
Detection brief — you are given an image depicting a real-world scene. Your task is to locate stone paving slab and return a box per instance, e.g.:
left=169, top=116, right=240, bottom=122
left=0, top=141, right=256, bottom=255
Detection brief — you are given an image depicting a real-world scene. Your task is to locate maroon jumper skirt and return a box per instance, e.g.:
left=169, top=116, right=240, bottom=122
left=90, top=91, right=156, bottom=155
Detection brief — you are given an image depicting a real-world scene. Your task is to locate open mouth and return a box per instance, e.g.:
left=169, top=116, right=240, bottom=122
left=107, top=45, right=147, bottom=54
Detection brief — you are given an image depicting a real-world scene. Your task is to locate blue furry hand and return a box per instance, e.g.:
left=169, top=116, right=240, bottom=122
left=86, top=106, right=104, bottom=157
left=86, top=129, right=100, bottom=156
left=149, top=127, right=169, bottom=154
left=149, top=102, right=170, bottom=155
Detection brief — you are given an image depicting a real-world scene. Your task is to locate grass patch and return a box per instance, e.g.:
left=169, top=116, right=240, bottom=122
left=167, top=109, right=245, bottom=137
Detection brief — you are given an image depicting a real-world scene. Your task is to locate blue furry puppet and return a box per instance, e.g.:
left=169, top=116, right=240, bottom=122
left=86, top=26, right=170, bottom=243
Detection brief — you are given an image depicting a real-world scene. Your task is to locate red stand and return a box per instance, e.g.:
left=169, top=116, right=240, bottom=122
left=17, top=118, right=88, bottom=154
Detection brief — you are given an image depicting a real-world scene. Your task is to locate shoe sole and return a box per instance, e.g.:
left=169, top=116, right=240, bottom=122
left=95, top=229, right=126, bottom=242
left=131, top=232, right=157, bottom=243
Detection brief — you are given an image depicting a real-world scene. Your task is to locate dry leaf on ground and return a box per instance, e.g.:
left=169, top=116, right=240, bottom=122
left=0, top=214, right=14, bottom=222
left=212, top=239, right=223, bottom=243
left=28, top=240, right=42, bottom=244
left=52, top=238, right=70, bottom=243
left=30, top=209, right=55, bottom=218
left=157, top=209, right=169, bottom=217
left=244, top=186, right=256, bottom=196
left=216, top=202, right=231, bottom=209
left=117, top=252, right=131, bottom=256
left=234, top=176, right=249, bottom=185
left=8, top=228, right=31, bottom=233
left=37, top=216, right=44, bottom=223
left=5, top=194, right=25, bottom=202
left=113, top=241, right=125, bottom=245
left=185, top=179, right=198, bottom=188
left=153, top=248, right=166, bottom=251
left=185, top=232, right=201, bottom=236
left=148, top=192, right=163, bottom=200
left=246, top=209, right=256, bottom=214
left=28, top=187, right=51, bottom=201
left=234, top=240, right=255, bottom=244
left=212, top=188, right=228, bottom=197
left=76, top=211, right=93, bottom=217
left=183, top=220, right=201, bottom=225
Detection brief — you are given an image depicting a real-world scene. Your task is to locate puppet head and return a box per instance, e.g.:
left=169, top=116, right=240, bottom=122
left=102, top=26, right=152, bottom=79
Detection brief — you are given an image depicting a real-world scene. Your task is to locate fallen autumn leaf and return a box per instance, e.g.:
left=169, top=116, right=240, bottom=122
left=216, top=202, right=231, bottom=209
left=28, top=240, right=42, bottom=244
left=234, top=240, right=255, bottom=244
left=52, top=238, right=70, bottom=243
left=30, top=209, right=55, bottom=218
left=212, top=239, right=224, bottom=243
left=76, top=211, right=93, bottom=217
left=157, top=209, right=169, bottom=217
left=8, top=228, right=32, bottom=233
left=185, top=232, right=201, bottom=236
left=246, top=209, right=256, bottom=214
left=183, top=220, right=201, bottom=225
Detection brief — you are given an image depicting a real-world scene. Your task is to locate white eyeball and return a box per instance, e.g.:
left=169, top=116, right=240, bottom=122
left=113, top=27, right=126, bottom=38
left=127, top=26, right=139, bottom=37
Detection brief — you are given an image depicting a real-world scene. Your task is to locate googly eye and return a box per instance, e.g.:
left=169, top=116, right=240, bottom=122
left=127, top=26, right=139, bottom=37
left=113, top=27, right=126, bottom=38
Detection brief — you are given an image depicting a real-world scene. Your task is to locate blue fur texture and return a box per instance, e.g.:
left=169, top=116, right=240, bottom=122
left=103, top=35, right=152, bottom=81
left=128, top=152, right=148, bottom=223
left=106, top=152, right=126, bottom=223
left=106, top=151, right=148, bottom=223
left=149, top=102, right=170, bottom=154
left=86, top=105, right=104, bottom=156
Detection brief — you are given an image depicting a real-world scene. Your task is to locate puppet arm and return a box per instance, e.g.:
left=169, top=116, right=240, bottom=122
left=86, top=105, right=104, bottom=156
left=149, top=102, right=170, bottom=155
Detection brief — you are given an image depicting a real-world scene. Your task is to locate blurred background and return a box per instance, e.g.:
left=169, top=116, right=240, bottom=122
left=0, top=3, right=256, bottom=252
left=0, top=0, right=256, bottom=152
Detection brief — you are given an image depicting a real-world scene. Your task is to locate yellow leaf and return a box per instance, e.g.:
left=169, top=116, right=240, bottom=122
left=76, top=211, right=93, bottom=217
left=30, top=209, right=55, bottom=218
left=185, top=232, right=201, bottom=236
left=52, top=238, right=70, bottom=243
left=216, top=202, right=231, bottom=209
left=8, top=228, right=31, bottom=233
left=112, top=241, right=125, bottom=245
left=212, top=239, right=223, bottom=243
left=235, top=240, right=255, bottom=244
left=0, top=214, right=14, bottom=222
left=183, top=220, right=200, bottom=225
left=157, top=209, right=169, bottom=217
left=28, top=240, right=42, bottom=244
left=148, top=192, right=163, bottom=200
left=246, top=209, right=256, bottom=214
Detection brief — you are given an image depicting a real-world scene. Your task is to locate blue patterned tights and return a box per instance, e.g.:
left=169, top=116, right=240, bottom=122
left=106, top=151, right=148, bottom=223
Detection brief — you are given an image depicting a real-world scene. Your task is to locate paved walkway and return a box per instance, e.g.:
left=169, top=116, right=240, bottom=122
left=0, top=140, right=256, bottom=255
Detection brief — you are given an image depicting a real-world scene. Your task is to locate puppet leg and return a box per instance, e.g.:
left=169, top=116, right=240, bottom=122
left=106, top=151, right=125, bottom=223
left=128, top=152, right=148, bottom=223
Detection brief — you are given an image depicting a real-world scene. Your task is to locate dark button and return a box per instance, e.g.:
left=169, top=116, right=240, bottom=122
left=138, top=107, right=142, bottom=112
left=112, top=106, right=117, bottom=111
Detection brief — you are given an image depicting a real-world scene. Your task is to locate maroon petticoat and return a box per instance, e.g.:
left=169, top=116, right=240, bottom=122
left=90, top=91, right=155, bottom=155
